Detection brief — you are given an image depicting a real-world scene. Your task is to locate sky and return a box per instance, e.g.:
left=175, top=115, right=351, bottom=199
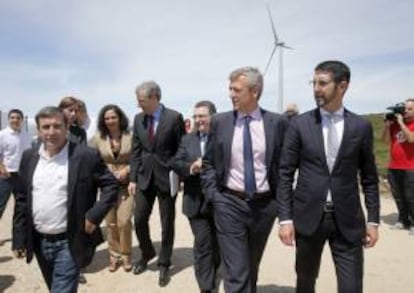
left=1, top=0, right=413, bottom=124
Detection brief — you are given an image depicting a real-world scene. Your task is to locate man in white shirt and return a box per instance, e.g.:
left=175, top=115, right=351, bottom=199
left=12, top=106, right=118, bottom=293
left=0, top=109, right=31, bottom=219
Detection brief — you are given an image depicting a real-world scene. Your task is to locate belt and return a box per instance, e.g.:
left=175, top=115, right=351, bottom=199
left=36, top=231, right=67, bottom=242
left=323, top=202, right=334, bottom=213
left=8, top=172, right=18, bottom=177
left=223, top=187, right=271, bottom=201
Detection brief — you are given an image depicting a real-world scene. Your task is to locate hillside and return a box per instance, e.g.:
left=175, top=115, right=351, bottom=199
left=363, top=113, right=389, bottom=177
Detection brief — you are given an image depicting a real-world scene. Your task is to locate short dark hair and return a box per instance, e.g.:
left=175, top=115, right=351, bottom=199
left=35, top=106, right=68, bottom=129
left=97, top=104, right=130, bottom=138
left=8, top=109, right=24, bottom=119
left=194, top=100, right=217, bottom=115
left=315, top=60, right=351, bottom=84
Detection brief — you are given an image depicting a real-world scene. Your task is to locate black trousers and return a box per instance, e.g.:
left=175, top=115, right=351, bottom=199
left=295, top=212, right=363, bottom=293
left=213, top=192, right=277, bottom=293
left=134, top=183, right=176, bottom=267
left=189, top=214, right=220, bottom=291
left=387, top=169, right=414, bottom=226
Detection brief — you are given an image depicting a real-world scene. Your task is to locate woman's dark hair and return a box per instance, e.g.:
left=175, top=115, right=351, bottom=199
left=97, top=104, right=129, bottom=138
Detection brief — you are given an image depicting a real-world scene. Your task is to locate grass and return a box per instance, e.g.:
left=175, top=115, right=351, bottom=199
left=363, top=113, right=389, bottom=178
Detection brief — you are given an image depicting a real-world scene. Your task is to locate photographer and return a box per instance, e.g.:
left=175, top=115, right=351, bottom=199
left=382, top=98, right=414, bottom=234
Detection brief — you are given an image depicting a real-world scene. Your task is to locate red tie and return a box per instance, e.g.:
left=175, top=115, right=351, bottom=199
left=148, top=115, right=155, bottom=144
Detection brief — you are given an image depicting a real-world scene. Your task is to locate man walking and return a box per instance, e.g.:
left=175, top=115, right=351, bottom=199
left=201, top=67, right=287, bottom=292
left=278, top=60, right=380, bottom=293
left=172, top=100, right=220, bottom=293
left=12, top=106, right=118, bottom=293
left=128, top=81, right=185, bottom=287
left=0, top=109, right=31, bottom=219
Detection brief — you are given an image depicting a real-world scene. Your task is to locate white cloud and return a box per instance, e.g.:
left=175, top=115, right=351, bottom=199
left=1, top=0, right=413, bottom=119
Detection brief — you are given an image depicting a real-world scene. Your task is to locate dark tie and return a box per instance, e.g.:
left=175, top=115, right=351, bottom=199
left=243, top=115, right=256, bottom=198
left=326, top=114, right=339, bottom=172
left=147, top=115, right=155, bottom=144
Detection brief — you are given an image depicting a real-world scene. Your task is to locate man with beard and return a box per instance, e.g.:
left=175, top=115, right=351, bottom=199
left=278, top=60, right=380, bottom=293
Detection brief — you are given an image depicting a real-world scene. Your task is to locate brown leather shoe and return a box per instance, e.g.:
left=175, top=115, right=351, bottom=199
left=109, top=255, right=121, bottom=272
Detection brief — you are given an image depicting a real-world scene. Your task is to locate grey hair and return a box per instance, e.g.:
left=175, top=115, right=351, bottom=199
left=135, top=81, right=162, bottom=101
left=229, top=66, right=263, bottom=99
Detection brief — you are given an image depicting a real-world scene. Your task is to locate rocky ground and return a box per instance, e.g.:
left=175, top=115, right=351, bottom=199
left=1, top=191, right=413, bottom=293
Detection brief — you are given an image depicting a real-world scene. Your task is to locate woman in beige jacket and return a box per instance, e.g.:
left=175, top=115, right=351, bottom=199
left=90, top=104, right=134, bottom=272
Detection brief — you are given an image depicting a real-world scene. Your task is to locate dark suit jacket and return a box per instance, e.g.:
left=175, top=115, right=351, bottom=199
left=129, top=105, right=185, bottom=194
left=277, top=108, right=380, bottom=243
left=12, top=142, right=119, bottom=268
left=171, top=132, right=209, bottom=218
left=201, top=109, right=288, bottom=202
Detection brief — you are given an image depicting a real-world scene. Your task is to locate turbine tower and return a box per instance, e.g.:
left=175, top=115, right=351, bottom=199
left=264, top=4, right=292, bottom=113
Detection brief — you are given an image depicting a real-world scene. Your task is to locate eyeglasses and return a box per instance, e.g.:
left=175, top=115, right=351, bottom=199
left=309, top=79, right=334, bottom=87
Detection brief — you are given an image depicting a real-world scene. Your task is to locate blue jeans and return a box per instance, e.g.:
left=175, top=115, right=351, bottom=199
left=0, top=175, right=18, bottom=218
left=34, top=235, right=80, bottom=293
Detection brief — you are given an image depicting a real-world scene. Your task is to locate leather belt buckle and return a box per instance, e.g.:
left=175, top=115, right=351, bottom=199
left=323, top=202, right=334, bottom=213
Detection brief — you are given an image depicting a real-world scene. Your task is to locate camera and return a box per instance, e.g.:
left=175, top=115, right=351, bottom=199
left=385, top=102, right=405, bottom=121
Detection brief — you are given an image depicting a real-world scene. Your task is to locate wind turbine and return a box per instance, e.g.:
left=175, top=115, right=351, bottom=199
left=263, top=4, right=292, bottom=113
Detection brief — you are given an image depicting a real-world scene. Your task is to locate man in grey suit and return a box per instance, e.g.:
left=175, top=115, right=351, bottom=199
left=128, top=81, right=185, bottom=287
left=171, top=100, right=220, bottom=293
left=201, top=67, right=288, bottom=293
left=12, top=106, right=118, bottom=293
left=278, top=60, right=380, bottom=293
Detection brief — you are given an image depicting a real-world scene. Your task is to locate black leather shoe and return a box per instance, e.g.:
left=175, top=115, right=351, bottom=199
left=78, top=273, right=87, bottom=284
left=158, top=266, right=170, bottom=287
left=133, top=259, right=148, bottom=275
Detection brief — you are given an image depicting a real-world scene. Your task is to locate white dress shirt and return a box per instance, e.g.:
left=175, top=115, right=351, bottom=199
left=32, top=143, right=69, bottom=234
left=0, top=126, right=32, bottom=172
left=320, top=107, right=344, bottom=202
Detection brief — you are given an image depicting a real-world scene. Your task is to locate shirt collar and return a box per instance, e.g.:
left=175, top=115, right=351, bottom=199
left=237, top=107, right=262, bottom=121
left=38, top=142, right=69, bottom=160
left=6, top=126, right=21, bottom=134
left=151, top=104, right=163, bottom=121
left=320, top=107, right=344, bottom=119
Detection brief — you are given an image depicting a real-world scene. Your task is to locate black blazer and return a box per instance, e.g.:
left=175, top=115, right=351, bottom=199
left=12, top=142, right=119, bottom=268
left=201, top=109, right=288, bottom=202
left=277, top=108, right=380, bottom=243
left=129, top=105, right=185, bottom=194
left=171, top=132, right=209, bottom=218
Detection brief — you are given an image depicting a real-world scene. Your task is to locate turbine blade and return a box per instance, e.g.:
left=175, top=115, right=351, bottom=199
left=266, top=4, right=279, bottom=43
left=282, top=44, right=293, bottom=50
left=264, top=45, right=277, bottom=75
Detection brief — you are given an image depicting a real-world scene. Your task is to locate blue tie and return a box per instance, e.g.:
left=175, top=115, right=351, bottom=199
left=243, top=115, right=256, bottom=198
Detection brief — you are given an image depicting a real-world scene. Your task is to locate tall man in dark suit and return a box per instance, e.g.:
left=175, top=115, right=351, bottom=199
left=128, top=81, right=185, bottom=287
left=12, top=106, right=118, bottom=293
left=171, top=100, right=220, bottom=293
left=201, top=67, right=288, bottom=293
left=278, top=60, right=380, bottom=293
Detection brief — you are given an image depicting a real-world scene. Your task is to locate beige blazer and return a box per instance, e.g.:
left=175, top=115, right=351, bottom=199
left=90, top=132, right=132, bottom=184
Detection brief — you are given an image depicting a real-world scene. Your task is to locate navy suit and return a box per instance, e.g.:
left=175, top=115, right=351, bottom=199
left=277, top=108, right=380, bottom=293
left=171, top=132, right=220, bottom=291
left=201, top=109, right=287, bottom=293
